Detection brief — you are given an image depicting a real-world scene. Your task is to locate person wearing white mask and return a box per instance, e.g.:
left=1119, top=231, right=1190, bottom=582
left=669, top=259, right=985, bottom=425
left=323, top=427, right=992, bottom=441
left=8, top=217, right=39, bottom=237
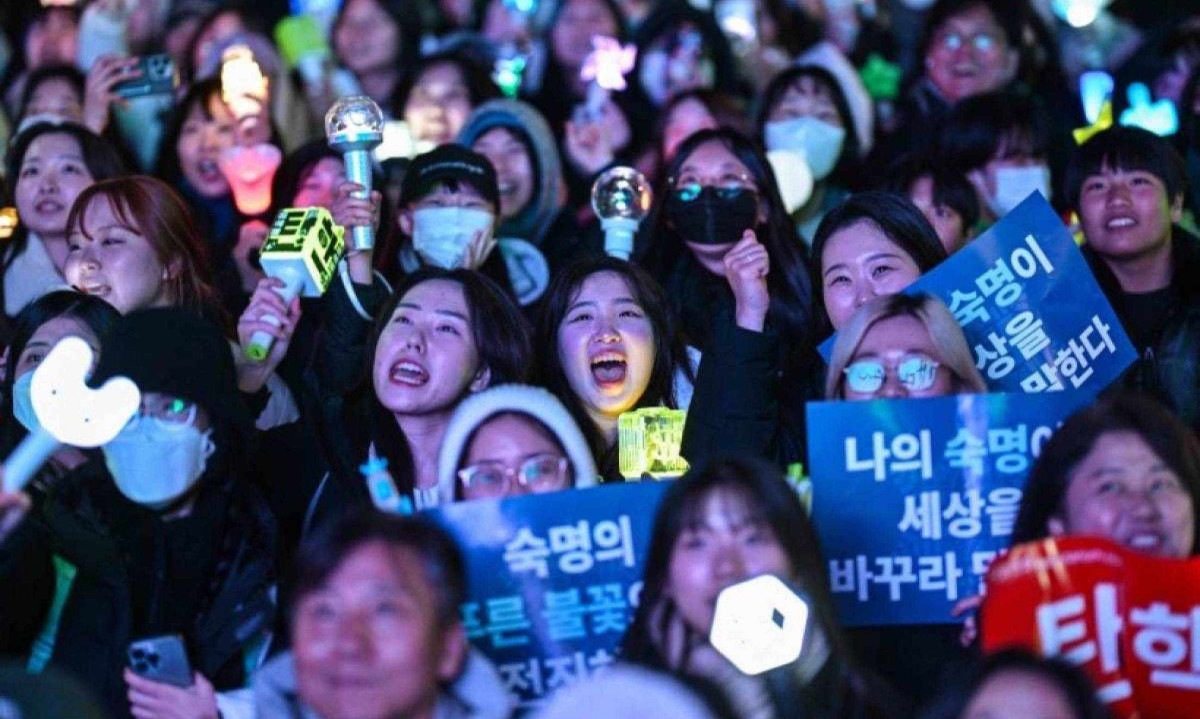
left=331, top=143, right=538, bottom=307
left=757, top=65, right=860, bottom=244
left=936, top=90, right=1055, bottom=225
left=0, top=291, right=119, bottom=499
left=0, top=307, right=275, bottom=719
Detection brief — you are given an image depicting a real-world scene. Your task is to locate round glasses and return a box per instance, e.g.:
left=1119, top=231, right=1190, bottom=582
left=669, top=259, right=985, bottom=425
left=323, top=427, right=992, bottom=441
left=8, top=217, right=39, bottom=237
left=670, top=171, right=756, bottom=203
left=458, top=453, right=570, bottom=498
left=124, top=396, right=200, bottom=431
left=843, top=354, right=942, bottom=395
left=933, top=30, right=1001, bottom=55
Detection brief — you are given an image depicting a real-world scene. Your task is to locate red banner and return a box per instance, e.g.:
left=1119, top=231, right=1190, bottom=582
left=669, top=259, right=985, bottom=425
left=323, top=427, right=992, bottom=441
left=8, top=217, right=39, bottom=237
left=982, top=537, right=1200, bottom=719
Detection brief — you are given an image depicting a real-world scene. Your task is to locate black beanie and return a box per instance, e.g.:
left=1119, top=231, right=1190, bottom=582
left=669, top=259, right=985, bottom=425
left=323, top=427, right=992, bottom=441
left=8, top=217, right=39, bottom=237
left=90, top=307, right=253, bottom=436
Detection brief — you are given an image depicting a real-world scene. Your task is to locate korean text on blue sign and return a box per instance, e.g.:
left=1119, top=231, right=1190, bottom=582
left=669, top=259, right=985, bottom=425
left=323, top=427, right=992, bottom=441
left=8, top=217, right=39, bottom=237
left=820, top=193, right=1135, bottom=396
left=805, top=391, right=1091, bottom=626
left=423, top=481, right=669, bottom=707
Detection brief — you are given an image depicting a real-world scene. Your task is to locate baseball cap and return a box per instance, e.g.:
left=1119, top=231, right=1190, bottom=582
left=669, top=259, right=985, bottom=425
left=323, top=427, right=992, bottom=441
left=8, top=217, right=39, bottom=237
left=399, top=144, right=499, bottom=210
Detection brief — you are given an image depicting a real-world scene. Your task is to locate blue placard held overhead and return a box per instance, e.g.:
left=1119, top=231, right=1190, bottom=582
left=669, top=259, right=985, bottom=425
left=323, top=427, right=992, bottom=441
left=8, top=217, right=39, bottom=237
left=805, top=392, right=1091, bottom=627
left=423, top=482, right=670, bottom=707
left=820, top=193, right=1135, bottom=397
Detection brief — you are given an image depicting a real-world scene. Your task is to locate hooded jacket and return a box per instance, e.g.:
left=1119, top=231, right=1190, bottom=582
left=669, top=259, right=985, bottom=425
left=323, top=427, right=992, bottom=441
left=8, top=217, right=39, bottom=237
left=456, top=100, right=585, bottom=270
left=436, top=384, right=599, bottom=504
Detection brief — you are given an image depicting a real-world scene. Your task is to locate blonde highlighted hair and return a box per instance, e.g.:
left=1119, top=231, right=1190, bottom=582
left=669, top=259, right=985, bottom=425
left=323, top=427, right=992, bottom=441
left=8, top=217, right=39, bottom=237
left=825, top=292, right=987, bottom=399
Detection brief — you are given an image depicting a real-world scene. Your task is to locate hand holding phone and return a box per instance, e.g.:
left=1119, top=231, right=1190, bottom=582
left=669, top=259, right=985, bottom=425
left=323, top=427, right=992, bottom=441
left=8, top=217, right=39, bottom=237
left=112, top=54, right=178, bottom=100
left=127, top=634, right=194, bottom=688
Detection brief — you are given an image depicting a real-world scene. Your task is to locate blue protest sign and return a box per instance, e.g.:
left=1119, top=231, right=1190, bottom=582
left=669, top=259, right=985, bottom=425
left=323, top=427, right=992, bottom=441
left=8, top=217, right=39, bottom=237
left=805, top=392, right=1091, bottom=626
left=423, top=481, right=670, bottom=706
left=820, top=193, right=1135, bottom=397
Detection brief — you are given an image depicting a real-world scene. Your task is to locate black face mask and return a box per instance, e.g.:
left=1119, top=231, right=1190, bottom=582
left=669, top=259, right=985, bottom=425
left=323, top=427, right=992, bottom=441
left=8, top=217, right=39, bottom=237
left=665, top=185, right=759, bottom=245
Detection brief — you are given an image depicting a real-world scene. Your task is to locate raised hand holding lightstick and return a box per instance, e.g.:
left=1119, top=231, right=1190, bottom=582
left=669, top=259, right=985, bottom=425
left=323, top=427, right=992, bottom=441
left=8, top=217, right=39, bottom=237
left=326, top=95, right=384, bottom=252
left=591, top=166, right=652, bottom=260
left=245, top=207, right=346, bottom=362
left=578, top=35, right=636, bottom=122
left=2, top=337, right=140, bottom=493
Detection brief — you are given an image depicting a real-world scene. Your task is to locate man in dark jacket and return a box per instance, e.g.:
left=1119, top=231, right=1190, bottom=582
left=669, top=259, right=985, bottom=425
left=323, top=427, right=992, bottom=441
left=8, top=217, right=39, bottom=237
left=1067, top=127, right=1200, bottom=430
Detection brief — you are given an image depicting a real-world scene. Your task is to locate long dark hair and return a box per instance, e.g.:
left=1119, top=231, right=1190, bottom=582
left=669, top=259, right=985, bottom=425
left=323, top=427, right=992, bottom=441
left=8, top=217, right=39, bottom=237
left=1011, top=393, right=1200, bottom=553
left=536, top=256, right=692, bottom=474
left=622, top=457, right=894, bottom=719
left=350, top=269, right=532, bottom=494
left=810, top=191, right=948, bottom=337
left=2, top=122, right=127, bottom=336
left=1, top=291, right=120, bottom=456
left=641, top=127, right=814, bottom=346
left=332, top=0, right=422, bottom=104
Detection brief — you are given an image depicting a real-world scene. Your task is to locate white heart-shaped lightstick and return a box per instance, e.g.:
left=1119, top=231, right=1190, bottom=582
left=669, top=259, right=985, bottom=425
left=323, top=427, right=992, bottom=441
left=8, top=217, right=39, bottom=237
left=2, top=337, right=141, bottom=493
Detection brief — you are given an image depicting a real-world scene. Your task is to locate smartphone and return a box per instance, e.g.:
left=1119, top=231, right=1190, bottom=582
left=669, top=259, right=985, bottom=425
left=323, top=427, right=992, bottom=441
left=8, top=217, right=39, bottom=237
left=128, top=634, right=194, bottom=688
left=112, top=54, right=179, bottom=100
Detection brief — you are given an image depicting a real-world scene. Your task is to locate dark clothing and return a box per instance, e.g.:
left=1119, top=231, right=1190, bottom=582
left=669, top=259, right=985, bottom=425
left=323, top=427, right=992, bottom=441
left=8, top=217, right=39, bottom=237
left=0, top=464, right=276, bottom=719
left=847, top=625, right=969, bottom=711
left=1083, top=226, right=1200, bottom=432
left=680, top=303, right=822, bottom=471
left=301, top=274, right=391, bottom=528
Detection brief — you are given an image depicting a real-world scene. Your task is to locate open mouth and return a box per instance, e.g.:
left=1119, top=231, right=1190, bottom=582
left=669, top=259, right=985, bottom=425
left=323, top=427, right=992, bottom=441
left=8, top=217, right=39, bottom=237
left=34, top=198, right=64, bottom=215
left=1126, top=532, right=1164, bottom=552
left=389, top=359, right=429, bottom=387
left=590, top=351, right=627, bottom=386
left=196, top=158, right=223, bottom=184
left=950, top=64, right=979, bottom=79
left=77, top=282, right=110, bottom=297
left=1105, top=216, right=1137, bottom=230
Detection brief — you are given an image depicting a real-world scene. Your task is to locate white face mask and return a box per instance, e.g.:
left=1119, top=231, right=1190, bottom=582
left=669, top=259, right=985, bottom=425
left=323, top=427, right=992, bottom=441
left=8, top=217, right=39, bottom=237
left=411, top=207, right=495, bottom=269
left=103, top=419, right=215, bottom=509
left=764, top=117, right=846, bottom=182
left=989, top=164, right=1051, bottom=218
left=11, top=371, right=40, bottom=435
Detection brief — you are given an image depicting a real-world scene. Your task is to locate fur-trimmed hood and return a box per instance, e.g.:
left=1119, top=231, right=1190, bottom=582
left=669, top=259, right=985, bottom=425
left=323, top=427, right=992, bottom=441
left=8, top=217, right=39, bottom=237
left=436, top=384, right=599, bottom=503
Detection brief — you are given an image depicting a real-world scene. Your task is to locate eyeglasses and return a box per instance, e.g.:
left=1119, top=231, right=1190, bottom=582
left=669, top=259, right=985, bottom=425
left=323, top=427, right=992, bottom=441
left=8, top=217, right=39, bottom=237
left=670, top=172, right=757, bottom=202
left=458, top=453, right=570, bottom=498
left=124, top=396, right=199, bottom=430
left=843, top=354, right=942, bottom=394
left=932, top=30, right=1002, bottom=55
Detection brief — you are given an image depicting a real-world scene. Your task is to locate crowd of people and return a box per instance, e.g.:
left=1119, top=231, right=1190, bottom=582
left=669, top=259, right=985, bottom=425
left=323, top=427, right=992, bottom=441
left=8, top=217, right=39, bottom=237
left=0, top=0, right=1199, bottom=716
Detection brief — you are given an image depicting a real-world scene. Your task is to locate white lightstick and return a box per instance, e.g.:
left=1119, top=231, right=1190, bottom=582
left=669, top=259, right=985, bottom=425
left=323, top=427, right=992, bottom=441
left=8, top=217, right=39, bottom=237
left=2, top=337, right=140, bottom=493
left=326, top=95, right=384, bottom=251
left=591, top=166, right=652, bottom=260
left=710, top=574, right=810, bottom=676
left=579, top=35, right=636, bottom=121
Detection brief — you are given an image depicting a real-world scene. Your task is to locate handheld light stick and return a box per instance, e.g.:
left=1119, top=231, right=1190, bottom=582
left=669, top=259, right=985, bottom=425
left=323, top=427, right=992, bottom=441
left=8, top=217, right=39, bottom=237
left=617, top=406, right=689, bottom=479
left=220, top=45, right=269, bottom=121
left=710, top=575, right=810, bottom=675
left=0, top=208, right=16, bottom=240
left=2, top=337, right=140, bottom=493
left=579, top=36, right=636, bottom=120
left=245, top=207, right=346, bottom=361
left=219, top=144, right=282, bottom=215
left=274, top=14, right=329, bottom=87
left=591, top=166, right=652, bottom=260
left=326, top=95, right=384, bottom=252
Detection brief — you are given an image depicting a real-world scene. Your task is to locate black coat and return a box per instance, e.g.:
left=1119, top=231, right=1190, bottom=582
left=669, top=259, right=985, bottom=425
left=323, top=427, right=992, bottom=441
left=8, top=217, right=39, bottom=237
left=0, top=463, right=276, bottom=719
left=1083, top=225, right=1200, bottom=432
